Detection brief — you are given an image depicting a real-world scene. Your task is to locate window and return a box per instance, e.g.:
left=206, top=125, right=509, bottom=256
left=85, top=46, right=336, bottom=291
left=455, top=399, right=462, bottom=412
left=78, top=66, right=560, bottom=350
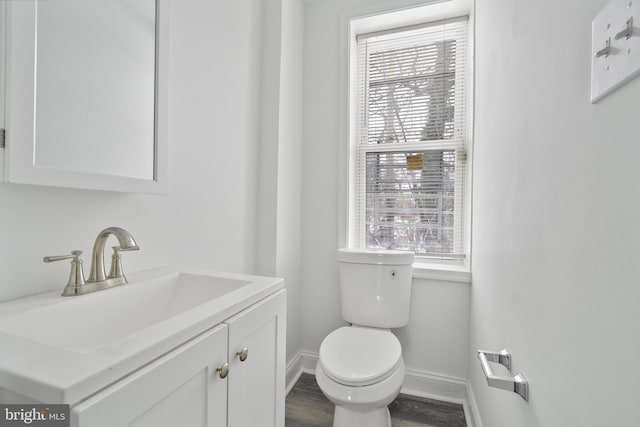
left=350, top=17, right=470, bottom=262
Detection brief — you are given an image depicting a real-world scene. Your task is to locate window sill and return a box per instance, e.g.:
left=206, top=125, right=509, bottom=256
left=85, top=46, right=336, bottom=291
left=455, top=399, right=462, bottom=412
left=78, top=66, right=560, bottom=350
left=412, top=262, right=472, bottom=283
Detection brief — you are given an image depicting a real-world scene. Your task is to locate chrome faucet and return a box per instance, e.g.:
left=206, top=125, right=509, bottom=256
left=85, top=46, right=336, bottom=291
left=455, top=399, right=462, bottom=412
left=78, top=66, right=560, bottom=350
left=88, top=227, right=139, bottom=283
left=44, top=227, right=140, bottom=296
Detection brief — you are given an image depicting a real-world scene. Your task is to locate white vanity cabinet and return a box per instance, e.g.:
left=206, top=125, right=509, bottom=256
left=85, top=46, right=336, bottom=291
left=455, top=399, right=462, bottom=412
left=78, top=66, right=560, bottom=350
left=70, top=289, right=286, bottom=427
left=227, top=289, right=286, bottom=427
left=71, top=323, right=229, bottom=427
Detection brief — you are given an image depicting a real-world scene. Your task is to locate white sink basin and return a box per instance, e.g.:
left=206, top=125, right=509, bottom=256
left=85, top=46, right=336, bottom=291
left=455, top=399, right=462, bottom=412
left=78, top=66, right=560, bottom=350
left=0, top=272, right=249, bottom=352
left=0, top=267, right=283, bottom=404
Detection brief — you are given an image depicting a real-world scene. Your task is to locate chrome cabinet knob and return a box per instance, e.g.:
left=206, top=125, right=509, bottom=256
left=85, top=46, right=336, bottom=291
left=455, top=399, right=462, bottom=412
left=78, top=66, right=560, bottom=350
left=236, top=347, right=249, bottom=362
left=216, top=362, right=229, bottom=379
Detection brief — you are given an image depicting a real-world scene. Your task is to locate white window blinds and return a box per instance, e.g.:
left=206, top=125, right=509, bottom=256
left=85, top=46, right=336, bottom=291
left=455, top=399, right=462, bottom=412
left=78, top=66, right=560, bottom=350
left=353, top=17, right=469, bottom=259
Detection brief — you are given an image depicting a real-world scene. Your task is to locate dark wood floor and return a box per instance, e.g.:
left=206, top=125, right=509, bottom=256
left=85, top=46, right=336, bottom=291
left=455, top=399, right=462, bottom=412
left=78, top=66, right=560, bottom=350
left=286, top=373, right=467, bottom=427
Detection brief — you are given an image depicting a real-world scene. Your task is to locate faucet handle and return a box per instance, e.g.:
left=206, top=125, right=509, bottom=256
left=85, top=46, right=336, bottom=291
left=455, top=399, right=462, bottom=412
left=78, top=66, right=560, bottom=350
left=108, top=246, right=125, bottom=279
left=44, top=250, right=87, bottom=296
left=43, top=250, right=83, bottom=263
left=108, top=245, right=135, bottom=283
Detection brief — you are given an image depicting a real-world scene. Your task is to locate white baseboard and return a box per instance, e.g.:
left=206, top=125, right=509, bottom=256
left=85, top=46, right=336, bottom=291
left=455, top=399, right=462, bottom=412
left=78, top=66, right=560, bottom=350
left=285, top=351, right=318, bottom=394
left=285, top=353, right=303, bottom=395
left=400, top=368, right=467, bottom=404
left=285, top=350, right=483, bottom=427
left=464, top=381, right=482, bottom=427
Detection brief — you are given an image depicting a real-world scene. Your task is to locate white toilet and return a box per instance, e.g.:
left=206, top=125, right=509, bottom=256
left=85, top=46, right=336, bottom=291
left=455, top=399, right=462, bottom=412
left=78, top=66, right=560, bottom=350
left=315, top=248, right=414, bottom=427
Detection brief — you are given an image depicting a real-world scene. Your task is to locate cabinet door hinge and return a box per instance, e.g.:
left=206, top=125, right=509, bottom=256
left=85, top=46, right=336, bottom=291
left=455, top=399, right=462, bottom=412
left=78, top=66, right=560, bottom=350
left=0, top=129, right=5, bottom=148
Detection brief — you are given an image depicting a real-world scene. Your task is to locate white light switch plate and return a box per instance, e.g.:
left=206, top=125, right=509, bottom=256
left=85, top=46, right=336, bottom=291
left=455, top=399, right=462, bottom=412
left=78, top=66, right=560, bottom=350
left=591, top=0, right=640, bottom=102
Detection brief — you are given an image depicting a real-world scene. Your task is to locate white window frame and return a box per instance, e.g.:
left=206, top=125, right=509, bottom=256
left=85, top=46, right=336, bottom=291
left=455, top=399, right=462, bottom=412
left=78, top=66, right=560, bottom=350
left=343, top=1, right=474, bottom=282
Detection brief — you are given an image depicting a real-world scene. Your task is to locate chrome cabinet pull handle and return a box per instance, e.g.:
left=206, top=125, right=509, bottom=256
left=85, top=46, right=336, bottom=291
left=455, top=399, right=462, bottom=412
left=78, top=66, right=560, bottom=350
left=216, top=362, right=229, bottom=379
left=477, top=349, right=529, bottom=401
left=236, top=347, right=248, bottom=362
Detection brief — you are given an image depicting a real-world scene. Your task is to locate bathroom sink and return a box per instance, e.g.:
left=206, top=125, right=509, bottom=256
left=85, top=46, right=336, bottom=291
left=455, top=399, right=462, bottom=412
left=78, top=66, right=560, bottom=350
left=0, top=267, right=283, bottom=404
left=0, top=272, right=249, bottom=352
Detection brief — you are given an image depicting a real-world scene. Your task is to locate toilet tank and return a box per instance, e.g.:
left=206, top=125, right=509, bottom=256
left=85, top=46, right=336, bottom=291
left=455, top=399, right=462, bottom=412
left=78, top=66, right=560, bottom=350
left=337, top=248, right=414, bottom=328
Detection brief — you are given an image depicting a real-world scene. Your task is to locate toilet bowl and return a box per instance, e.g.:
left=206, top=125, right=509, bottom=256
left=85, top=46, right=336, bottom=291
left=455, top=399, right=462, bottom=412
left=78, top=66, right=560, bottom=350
left=315, top=326, right=405, bottom=427
left=315, top=249, right=414, bottom=427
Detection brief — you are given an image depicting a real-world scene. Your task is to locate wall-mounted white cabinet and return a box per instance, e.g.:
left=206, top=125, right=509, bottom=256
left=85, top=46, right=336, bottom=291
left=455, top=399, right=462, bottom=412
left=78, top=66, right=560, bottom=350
left=69, top=289, right=286, bottom=427
left=0, top=0, right=167, bottom=194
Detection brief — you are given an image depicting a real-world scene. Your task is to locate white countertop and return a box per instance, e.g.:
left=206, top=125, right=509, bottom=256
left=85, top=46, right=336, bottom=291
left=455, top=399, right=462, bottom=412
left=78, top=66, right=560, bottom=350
left=0, top=267, right=283, bottom=405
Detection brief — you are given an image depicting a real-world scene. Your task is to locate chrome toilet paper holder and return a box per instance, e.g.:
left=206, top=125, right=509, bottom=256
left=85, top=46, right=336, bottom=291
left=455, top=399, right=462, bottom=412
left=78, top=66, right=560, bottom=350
left=477, top=348, right=529, bottom=401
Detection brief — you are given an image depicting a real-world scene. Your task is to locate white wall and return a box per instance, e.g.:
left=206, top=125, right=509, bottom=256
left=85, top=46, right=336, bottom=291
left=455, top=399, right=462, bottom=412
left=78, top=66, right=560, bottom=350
left=256, top=0, right=305, bottom=365
left=276, top=0, right=305, bottom=365
left=167, top=0, right=264, bottom=273
left=301, top=0, right=470, bottom=384
left=0, top=0, right=266, bottom=302
left=470, top=0, right=640, bottom=425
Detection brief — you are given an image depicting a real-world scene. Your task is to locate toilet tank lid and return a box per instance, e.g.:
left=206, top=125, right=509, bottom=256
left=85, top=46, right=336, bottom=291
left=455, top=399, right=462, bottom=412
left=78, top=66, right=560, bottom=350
left=337, top=248, right=414, bottom=265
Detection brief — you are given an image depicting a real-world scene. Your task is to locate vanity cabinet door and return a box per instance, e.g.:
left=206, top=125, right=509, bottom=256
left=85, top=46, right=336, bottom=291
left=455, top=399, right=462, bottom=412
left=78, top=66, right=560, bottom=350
left=71, top=324, right=229, bottom=427
left=226, top=289, right=286, bottom=427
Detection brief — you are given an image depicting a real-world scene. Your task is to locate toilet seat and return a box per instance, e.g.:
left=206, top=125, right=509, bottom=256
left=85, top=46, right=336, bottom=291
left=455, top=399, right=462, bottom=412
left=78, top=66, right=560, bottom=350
left=318, top=326, right=402, bottom=387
